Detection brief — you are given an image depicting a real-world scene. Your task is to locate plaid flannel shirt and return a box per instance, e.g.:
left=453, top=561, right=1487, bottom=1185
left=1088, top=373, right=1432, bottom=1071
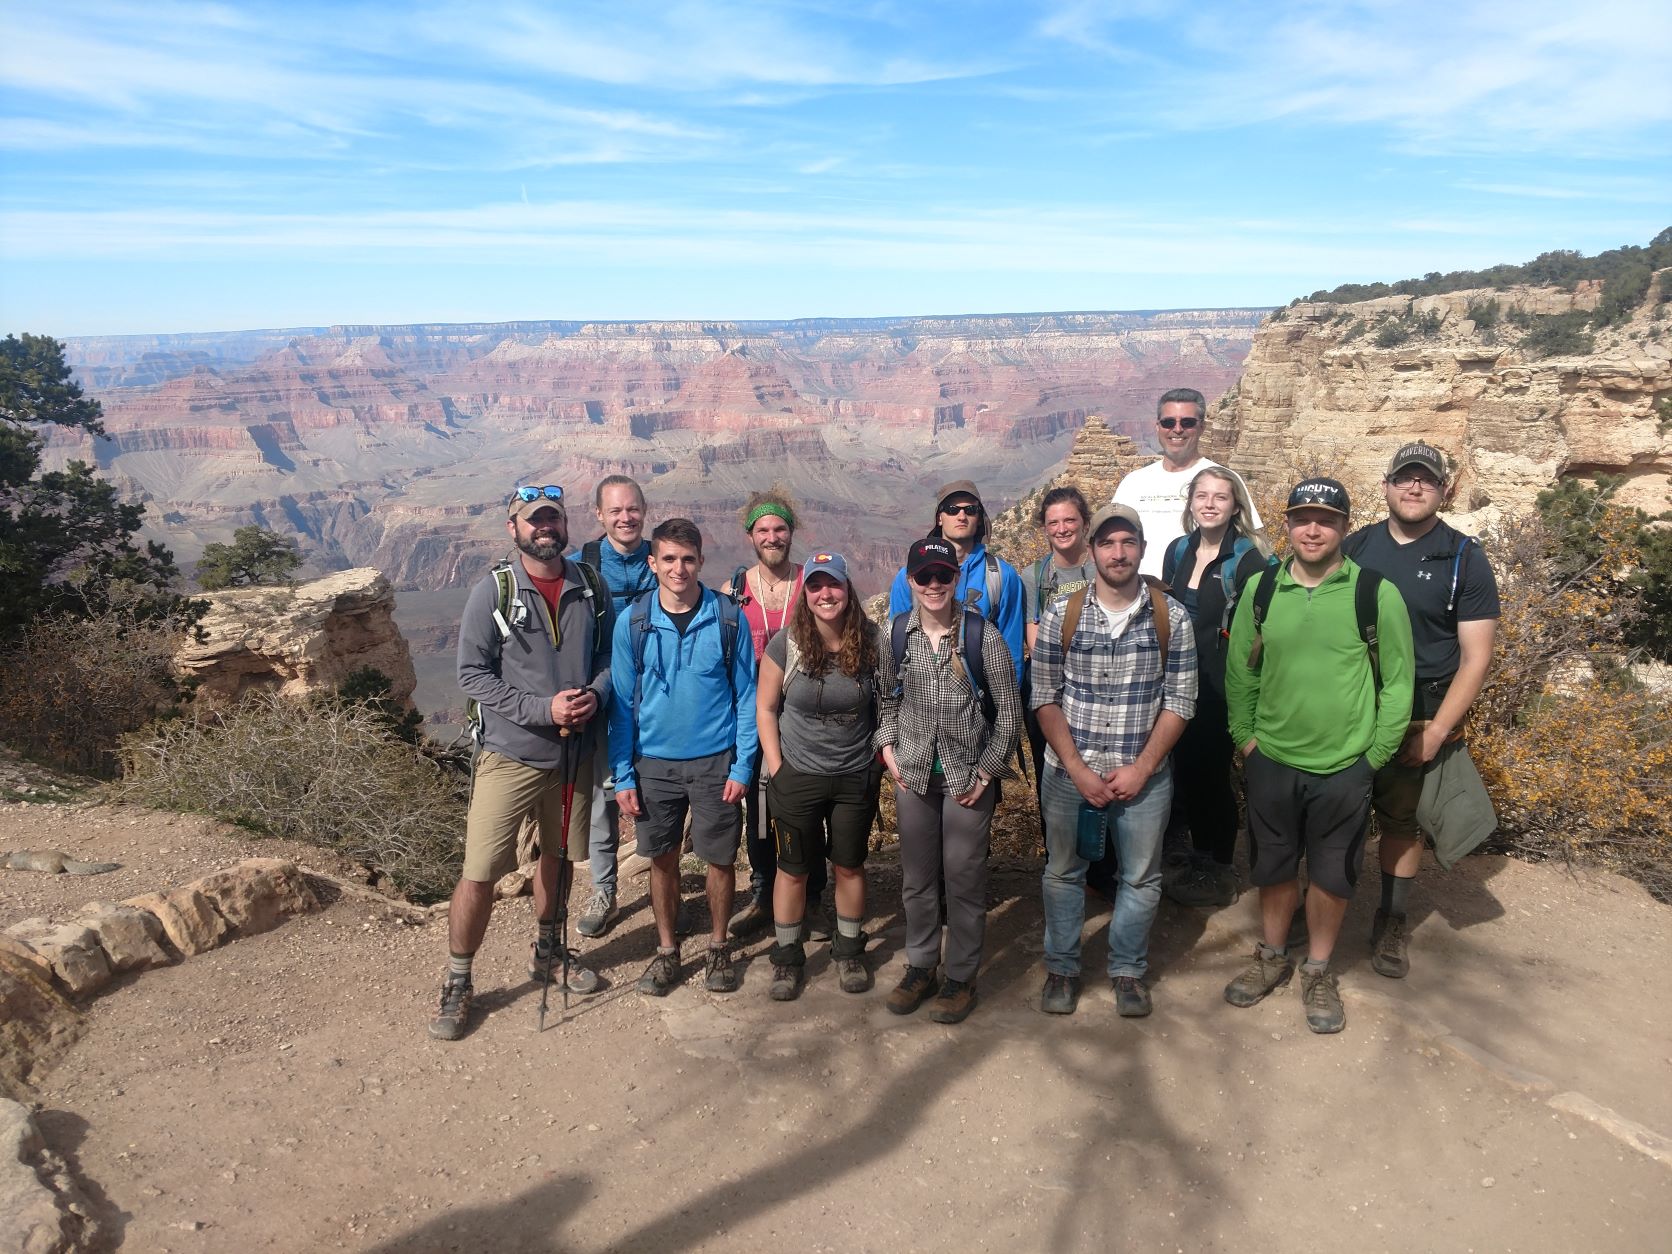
left=875, top=608, right=1023, bottom=795
left=1029, top=585, right=1198, bottom=774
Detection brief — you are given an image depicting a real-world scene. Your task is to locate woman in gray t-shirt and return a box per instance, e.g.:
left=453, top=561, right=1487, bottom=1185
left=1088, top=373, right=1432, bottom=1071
left=756, top=552, right=885, bottom=1002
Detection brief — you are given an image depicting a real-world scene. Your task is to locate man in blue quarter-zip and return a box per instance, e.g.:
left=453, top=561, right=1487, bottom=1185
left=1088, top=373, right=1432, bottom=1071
left=611, top=518, right=759, bottom=998
left=571, top=475, right=658, bottom=939
left=430, top=485, right=611, bottom=1041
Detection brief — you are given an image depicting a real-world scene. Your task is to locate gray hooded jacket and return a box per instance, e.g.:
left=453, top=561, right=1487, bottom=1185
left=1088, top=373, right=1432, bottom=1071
left=457, top=555, right=612, bottom=770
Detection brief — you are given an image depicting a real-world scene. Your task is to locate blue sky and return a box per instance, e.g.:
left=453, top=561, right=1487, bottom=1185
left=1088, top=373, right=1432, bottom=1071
left=2, top=0, right=1669, bottom=336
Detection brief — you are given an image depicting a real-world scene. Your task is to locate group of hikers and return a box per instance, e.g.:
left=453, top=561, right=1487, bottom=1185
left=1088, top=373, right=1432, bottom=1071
left=431, top=385, right=1501, bottom=1041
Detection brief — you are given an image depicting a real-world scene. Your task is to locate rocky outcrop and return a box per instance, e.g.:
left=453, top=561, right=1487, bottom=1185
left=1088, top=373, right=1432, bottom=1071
left=0, top=1097, right=97, bottom=1253
left=1216, top=278, right=1672, bottom=516
left=0, top=944, right=81, bottom=1101
left=985, top=414, right=1146, bottom=572
left=174, top=569, right=418, bottom=709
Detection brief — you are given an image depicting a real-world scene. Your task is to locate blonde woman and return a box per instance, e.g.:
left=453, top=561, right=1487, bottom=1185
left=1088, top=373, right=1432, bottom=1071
left=1160, top=467, right=1273, bottom=907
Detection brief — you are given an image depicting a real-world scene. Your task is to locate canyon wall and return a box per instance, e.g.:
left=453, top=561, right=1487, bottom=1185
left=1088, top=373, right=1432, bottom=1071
left=1215, top=280, right=1671, bottom=519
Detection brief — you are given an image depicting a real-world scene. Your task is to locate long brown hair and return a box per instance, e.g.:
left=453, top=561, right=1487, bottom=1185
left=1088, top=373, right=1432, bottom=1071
left=786, top=580, right=878, bottom=680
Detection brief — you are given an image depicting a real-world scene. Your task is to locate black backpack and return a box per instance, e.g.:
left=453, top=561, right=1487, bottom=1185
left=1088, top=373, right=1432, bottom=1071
left=1245, top=559, right=1386, bottom=688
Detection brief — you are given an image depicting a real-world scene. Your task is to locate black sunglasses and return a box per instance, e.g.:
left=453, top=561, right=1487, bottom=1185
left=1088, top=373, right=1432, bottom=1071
left=1157, top=417, right=1199, bottom=431
left=912, top=570, right=956, bottom=587
left=514, top=485, right=565, bottom=504
left=940, top=502, right=982, bottom=517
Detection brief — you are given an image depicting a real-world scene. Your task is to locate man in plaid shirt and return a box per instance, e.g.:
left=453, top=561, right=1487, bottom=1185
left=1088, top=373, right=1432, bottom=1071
left=1031, top=503, right=1197, bottom=1017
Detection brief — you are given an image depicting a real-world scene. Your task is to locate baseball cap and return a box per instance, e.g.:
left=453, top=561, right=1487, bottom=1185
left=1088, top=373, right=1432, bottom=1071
left=1088, top=502, right=1144, bottom=541
left=934, top=480, right=983, bottom=512
left=906, top=537, right=959, bottom=577
left=1285, top=478, right=1351, bottom=519
left=802, top=551, right=850, bottom=585
left=1386, top=442, right=1448, bottom=482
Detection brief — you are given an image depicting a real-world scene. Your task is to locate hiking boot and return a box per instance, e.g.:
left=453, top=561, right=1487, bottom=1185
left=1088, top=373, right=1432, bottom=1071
left=804, top=903, right=833, bottom=943
left=885, top=965, right=940, bottom=1016
left=527, top=938, right=601, bottom=993
left=1370, top=909, right=1410, bottom=979
left=728, top=896, right=772, bottom=939
left=832, top=954, right=870, bottom=994
left=1040, top=972, right=1079, bottom=1015
left=1166, top=861, right=1238, bottom=908
left=427, top=976, right=473, bottom=1041
left=928, top=978, right=978, bottom=1024
left=1112, top=975, right=1152, bottom=1017
left=1224, top=945, right=1295, bottom=1008
left=575, top=890, right=617, bottom=939
left=704, top=945, right=739, bottom=994
left=1300, top=963, right=1346, bottom=1034
left=769, top=962, right=804, bottom=1001
left=637, top=949, right=682, bottom=997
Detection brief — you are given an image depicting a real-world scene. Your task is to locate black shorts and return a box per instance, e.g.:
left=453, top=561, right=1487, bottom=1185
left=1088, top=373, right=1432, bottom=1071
left=1243, top=748, right=1374, bottom=898
left=765, top=759, right=882, bottom=875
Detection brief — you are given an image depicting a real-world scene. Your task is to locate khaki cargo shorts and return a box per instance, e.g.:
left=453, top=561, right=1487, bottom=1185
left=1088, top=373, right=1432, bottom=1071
left=461, top=750, right=599, bottom=883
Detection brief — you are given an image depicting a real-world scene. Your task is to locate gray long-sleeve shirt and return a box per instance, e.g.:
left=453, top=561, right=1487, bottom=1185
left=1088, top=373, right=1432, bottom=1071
left=457, top=555, right=611, bottom=770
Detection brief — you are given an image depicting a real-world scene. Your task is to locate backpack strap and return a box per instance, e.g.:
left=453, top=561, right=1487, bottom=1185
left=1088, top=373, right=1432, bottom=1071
left=1354, top=566, right=1384, bottom=692
left=1033, top=555, right=1051, bottom=618
left=1161, top=535, right=1190, bottom=590
left=889, top=612, right=911, bottom=699
left=581, top=539, right=602, bottom=573
left=1447, top=536, right=1474, bottom=616
left=1060, top=586, right=1087, bottom=654
left=958, top=607, right=997, bottom=727
left=469, top=561, right=525, bottom=746
left=983, top=552, right=1001, bottom=623
left=730, top=565, right=751, bottom=605
left=1142, top=575, right=1171, bottom=664
left=1245, top=564, right=1281, bottom=671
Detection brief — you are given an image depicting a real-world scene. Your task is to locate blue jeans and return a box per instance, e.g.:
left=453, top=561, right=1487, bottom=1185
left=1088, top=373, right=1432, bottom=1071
left=1040, top=761, right=1172, bottom=980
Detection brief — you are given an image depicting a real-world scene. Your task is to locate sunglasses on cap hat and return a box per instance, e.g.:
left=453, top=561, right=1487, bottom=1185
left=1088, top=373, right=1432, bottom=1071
left=513, top=485, right=564, bottom=504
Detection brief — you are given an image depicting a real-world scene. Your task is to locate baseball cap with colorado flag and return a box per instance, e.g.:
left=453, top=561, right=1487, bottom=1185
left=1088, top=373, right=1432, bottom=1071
left=802, top=551, right=850, bottom=585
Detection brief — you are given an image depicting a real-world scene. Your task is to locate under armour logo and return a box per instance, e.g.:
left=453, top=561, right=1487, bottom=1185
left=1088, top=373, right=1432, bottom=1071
left=1417, top=570, right=1434, bottom=580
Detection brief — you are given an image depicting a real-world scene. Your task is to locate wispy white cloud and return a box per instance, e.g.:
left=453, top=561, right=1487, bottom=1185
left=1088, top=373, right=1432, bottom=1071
left=1037, top=0, right=1672, bottom=154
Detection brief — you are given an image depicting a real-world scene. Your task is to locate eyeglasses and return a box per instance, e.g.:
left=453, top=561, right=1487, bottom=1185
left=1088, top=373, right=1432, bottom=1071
left=1389, top=473, right=1442, bottom=491
left=514, top=485, right=564, bottom=504
left=1157, top=417, right=1199, bottom=431
left=911, top=570, right=956, bottom=587
left=940, top=503, right=981, bottom=518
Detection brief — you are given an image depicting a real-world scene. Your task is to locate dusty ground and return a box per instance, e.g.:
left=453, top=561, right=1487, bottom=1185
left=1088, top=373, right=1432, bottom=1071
left=3, top=779, right=1670, bottom=1254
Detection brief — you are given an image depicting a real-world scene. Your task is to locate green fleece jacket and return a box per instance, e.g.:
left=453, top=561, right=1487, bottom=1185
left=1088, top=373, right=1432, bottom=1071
left=1224, top=557, right=1414, bottom=775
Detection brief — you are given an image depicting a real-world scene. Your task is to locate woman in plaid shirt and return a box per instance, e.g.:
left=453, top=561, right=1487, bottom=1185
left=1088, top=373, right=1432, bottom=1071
left=876, top=537, right=1023, bottom=1024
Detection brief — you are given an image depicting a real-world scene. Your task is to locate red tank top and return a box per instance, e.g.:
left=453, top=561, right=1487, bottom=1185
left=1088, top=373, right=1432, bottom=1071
left=739, top=565, right=802, bottom=659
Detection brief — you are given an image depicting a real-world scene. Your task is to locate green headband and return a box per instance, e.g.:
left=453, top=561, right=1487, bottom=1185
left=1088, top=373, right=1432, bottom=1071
left=745, top=502, right=795, bottom=531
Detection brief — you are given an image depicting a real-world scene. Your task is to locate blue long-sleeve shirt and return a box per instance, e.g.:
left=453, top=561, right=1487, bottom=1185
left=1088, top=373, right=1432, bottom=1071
left=571, top=537, right=656, bottom=607
left=888, top=543, right=1026, bottom=670
left=608, top=586, right=759, bottom=791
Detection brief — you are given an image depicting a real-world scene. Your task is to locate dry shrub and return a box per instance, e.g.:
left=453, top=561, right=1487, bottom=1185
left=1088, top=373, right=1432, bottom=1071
left=118, top=692, right=467, bottom=901
left=0, top=607, right=187, bottom=776
left=1471, top=500, right=1670, bottom=899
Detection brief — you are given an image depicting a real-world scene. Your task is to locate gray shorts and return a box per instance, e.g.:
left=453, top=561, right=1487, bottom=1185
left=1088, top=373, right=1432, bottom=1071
left=633, top=751, right=743, bottom=866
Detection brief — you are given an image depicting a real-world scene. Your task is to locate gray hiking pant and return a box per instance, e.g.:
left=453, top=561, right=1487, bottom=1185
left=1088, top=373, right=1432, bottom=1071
left=895, top=781, right=995, bottom=984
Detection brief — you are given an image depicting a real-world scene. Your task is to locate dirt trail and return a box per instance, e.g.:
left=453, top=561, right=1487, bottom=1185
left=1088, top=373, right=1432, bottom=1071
left=4, top=793, right=1670, bottom=1253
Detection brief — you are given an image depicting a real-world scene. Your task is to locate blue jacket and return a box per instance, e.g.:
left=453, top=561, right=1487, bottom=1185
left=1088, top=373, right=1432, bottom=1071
left=608, top=586, right=759, bottom=791
left=572, top=537, right=657, bottom=607
left=887, top=542, right=1026, bottom=670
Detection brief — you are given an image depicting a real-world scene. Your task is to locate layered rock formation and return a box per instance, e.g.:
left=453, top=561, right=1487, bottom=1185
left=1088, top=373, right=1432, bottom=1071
left=1216, top=279, right=1671, bottom=517
left=59, top=310, right=1265, bottom=596
left=174, top=569, right=417, bottom=709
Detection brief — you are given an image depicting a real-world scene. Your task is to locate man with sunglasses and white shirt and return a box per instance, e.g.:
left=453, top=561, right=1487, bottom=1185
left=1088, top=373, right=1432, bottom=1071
left=430, top=485, right=611, bottom=1040
left=1114, top=388, right=1263, bottom=580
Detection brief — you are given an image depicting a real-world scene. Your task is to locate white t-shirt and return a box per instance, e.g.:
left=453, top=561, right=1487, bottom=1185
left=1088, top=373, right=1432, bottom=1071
left=1113, top=457, right=1264, bottom=578
left=1093, top=590, right=1145, bottom=640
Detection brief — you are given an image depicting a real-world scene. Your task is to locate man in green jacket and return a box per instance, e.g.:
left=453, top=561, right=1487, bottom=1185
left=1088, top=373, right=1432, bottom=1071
left=1222, top=478, right=1414, bottom=1034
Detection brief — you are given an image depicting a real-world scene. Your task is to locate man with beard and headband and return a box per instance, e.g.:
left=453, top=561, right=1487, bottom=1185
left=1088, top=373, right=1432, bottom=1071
left=722, top=490, right=829, bottom=940
left=429, top=485, right=612, bottom=1040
